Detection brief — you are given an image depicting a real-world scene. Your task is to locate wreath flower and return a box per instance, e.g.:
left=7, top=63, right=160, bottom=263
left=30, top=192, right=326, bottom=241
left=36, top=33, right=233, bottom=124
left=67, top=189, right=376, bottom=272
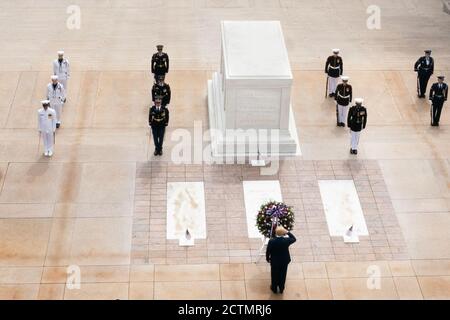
left=256, top=201, right=295, bottom=238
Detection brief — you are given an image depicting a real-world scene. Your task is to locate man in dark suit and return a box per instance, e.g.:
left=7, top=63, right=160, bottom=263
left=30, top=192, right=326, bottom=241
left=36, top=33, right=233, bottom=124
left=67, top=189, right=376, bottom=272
left=266, top=226, right=296, bottom=294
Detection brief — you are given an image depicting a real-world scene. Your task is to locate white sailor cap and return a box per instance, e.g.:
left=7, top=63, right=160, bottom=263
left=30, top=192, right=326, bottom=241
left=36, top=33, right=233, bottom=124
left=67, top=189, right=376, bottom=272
left=57, top=50, right=64, bottom=55
left=341, top=76, right=349, bottom=81
left=51, top=75, right=58, bottom=81
left=41, top=100, right=50, bottom=105
left=355, top=98, right=364, bottom=104
left=332, top=48, right=340, bottom=53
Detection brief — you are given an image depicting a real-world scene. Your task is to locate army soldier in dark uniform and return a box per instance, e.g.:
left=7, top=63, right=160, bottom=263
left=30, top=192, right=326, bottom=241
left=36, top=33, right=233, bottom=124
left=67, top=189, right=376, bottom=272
left=347, top=98, right=367, bottom=155
left=325, top=49, right=343, bottom=97
left=335, top=76, right=352, bottom=127
left=429, top=76, right=448, bottom=126
left=151, top=45, right=169, bottom=80
left=414, top=50, right=434, bottom=98
left=152, top=75, right=171, bottom=107
left=149, top=96, right=169, bottom=156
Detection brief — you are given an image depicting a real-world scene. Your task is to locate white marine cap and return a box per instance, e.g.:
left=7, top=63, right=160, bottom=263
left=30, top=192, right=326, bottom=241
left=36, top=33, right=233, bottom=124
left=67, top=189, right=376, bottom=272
left=51, top=75, right=58, bottom=81
left=57, top=50, right=64, bottom=55
left=332, top=48, right=340, bottom=53
left=41, top=100, right=50, bottom=105
left=355, top=98, right=364, bottom=104
left=341, top=76, right=349, bottom=81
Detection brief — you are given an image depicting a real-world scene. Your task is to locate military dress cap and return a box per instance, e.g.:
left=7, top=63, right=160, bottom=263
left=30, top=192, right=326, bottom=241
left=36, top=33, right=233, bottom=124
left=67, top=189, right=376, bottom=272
left=57, top=50, right=65, bottom=55
left=41, top=100, right=50, bottom=105
left=156, top=45, right=164, bottom=49
left=355, top=98, right=364, bottom=104
left=437, top=75, right=445, bottom=80
left=341, top=76, right=349, bottom=81
left=332, top=48, right=340, bottom=53
left=51, top=75, right=58, bottom=80
left=424, top=49, right=432, bottom=54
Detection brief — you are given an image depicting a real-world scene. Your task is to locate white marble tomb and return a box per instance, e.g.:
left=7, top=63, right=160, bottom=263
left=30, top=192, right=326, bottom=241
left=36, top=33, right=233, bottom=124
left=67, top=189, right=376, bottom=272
left=243, top=180, right=283, bottom=238
left=207, top=21, right=300, bottom=159
left=318, top=180, right=369, bottom=238
left=166, top=182, right=207, bottom=240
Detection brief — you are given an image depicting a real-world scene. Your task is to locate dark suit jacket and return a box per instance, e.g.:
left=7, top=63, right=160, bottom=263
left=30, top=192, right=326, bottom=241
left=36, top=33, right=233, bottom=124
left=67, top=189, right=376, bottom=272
left=266, top=232, right=296, bottom=266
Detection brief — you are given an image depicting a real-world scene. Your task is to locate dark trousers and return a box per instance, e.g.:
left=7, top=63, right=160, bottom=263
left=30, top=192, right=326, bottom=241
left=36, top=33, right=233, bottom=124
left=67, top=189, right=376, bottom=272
left=431, top=99, right=444, bottom=125
left=153, top=70, right=167, bottom=80
left=151, top=126, right=166, bottom=152
left=417, top=71, right=432, bottom=96
left=270, top=263, right=289, bottom=292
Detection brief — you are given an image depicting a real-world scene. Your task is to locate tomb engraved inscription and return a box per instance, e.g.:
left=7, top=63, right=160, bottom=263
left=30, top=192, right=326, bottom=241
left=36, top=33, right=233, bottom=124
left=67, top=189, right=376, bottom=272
left=235, top=88, right=281, bottom=129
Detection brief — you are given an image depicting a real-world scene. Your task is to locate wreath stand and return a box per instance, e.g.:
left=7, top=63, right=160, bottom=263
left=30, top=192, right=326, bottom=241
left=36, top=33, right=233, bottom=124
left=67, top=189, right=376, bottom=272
left=254, top=217, right=278, bottom=263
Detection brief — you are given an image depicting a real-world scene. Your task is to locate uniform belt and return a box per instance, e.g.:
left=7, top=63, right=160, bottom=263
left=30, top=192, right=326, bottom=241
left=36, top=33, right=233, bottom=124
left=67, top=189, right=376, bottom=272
left=338, top=93, right=350, bottom=98
left=329, top=66, right=340, bottom=69
left=157, top=64, right=164, bottom=67
left=434, top=95, right=444, bottom=98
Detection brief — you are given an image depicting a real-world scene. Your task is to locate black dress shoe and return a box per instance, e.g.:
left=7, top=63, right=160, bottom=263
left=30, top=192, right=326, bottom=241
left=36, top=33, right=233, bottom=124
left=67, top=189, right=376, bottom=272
left=329, top=93, right=334, bottom=98
left=354, top=150, right=358, bottom=155
left=270, top=286, right=277, bottom=294
left=154, top=150, right=158, bottom=156
left=158, top=150, right=163, bottom=156
left=350, top=148, right=354, bottom=154
left=56, top=123, right=60, bottom=129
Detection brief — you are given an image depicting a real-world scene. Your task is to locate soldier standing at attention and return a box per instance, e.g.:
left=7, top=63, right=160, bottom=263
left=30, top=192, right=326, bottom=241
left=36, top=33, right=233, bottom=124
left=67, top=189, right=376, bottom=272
left=37, top=100, right=57, bottom=157
left=53, top=51, right=70, bottom=96
left=335, top=76, right=352, bottom=127
left=46, top=75, right=66, bottom=129
left=347, top=98, right=367, bottom=155
left=152, top=75, right=171, bottom=107
left=414, top=50, right=434, bottom=98
left=149, top=96, right=169, bottom=156
left=325, top=48, right=343, bottom=97
left=151, top=45, right=169, bottom=81
left=429, top=76, right=448, bottom=126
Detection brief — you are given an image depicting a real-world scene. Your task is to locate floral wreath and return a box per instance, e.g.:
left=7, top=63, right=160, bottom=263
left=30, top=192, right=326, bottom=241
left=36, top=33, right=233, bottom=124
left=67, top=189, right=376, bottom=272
left=256, top=201, right=295, bottom=238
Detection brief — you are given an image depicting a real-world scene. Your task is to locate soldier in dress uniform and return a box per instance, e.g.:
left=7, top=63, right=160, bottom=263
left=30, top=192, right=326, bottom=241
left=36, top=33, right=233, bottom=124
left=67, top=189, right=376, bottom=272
left=37, top=100, right=57, bottom=157
left=46, top=75, right=66, bottom=129
left=335, top=76, right=352, bottom=127
left=152, top=74, right=171, bottom=107
left=414, top=50, right=434, bottom=98
left=149, top=96, right=169, bottom=156
left=347, top=98, right=367, bottom=155
left=325, top=49, right=343, bottom=97
left=151, top=45, right=169, bottom=80
left=429, top=76, right=448, bottom=126
left=53, top=51, right=70, bottom=96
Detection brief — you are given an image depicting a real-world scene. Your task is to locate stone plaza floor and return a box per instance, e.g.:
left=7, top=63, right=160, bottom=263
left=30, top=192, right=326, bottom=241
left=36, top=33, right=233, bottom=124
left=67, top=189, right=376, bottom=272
left=0, top=0, right=449, bottom=299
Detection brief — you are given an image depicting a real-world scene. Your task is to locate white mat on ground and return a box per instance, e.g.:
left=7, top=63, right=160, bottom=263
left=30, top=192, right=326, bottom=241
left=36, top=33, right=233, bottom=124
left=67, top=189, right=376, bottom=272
left=167, top=182, right=206, bottom=240
left=318, top=180, right=369, bottom=237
